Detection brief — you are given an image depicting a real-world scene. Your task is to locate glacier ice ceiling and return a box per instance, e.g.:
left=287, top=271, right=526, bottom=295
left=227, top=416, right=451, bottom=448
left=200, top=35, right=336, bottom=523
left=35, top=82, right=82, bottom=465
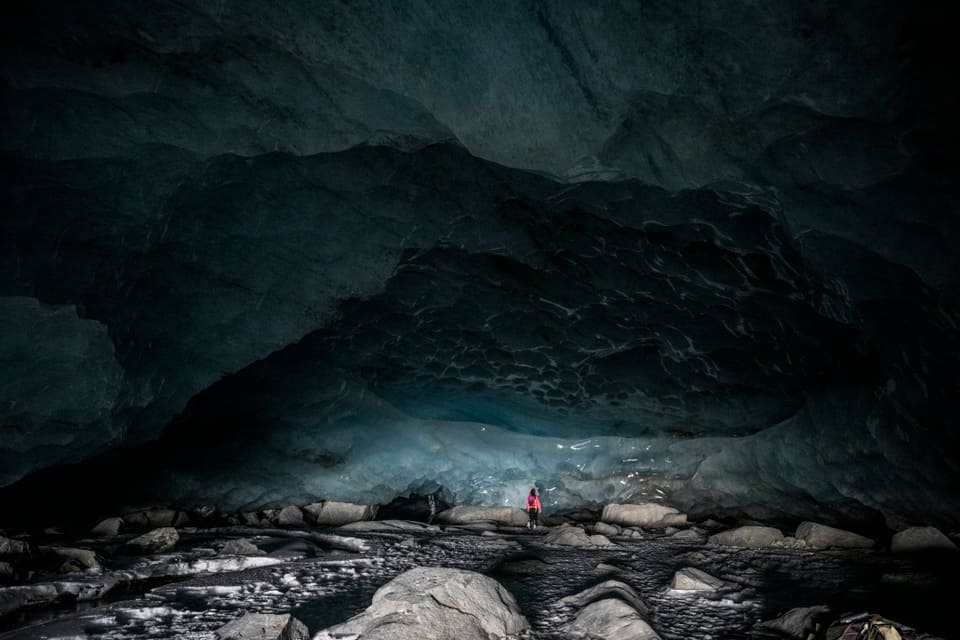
left=0, top=0, right=958, bottom=531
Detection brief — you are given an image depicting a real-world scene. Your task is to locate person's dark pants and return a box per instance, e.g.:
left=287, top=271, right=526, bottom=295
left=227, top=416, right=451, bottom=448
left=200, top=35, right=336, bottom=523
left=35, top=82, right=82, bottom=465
left=528, top=508, right=538, bottom=527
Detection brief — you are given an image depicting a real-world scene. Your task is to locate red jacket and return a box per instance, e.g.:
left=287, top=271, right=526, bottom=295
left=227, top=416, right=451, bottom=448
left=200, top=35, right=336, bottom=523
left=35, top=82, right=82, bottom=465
left=527, top=495, right=542, bottom=511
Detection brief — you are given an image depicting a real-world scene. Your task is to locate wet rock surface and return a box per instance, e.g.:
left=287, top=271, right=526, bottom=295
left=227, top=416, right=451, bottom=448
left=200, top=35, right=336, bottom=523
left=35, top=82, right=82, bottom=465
left=558, top=579, right=650, bottom=615
left=0, top=523, right=955, bottom=639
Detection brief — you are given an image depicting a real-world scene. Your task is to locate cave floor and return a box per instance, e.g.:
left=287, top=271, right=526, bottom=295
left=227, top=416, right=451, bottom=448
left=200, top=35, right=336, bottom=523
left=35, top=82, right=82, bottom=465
left=0, top=526, right=953, bottom=639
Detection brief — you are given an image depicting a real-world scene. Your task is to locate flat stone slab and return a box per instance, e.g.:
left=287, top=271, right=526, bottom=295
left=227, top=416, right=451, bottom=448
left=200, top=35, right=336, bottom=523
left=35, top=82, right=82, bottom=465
left=670, top=567, right=724, bottom=591
left=435, top=506, right=528, bottom=527
left=338, top=520, right=440, bottom=534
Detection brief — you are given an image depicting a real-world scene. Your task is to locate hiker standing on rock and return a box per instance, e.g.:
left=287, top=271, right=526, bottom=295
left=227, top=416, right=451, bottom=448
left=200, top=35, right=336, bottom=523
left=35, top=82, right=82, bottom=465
left=526, top=488, right=542, bottom=530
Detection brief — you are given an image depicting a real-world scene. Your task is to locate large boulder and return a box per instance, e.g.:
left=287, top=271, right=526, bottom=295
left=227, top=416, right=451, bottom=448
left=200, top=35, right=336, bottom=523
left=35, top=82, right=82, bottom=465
left=709, top=526, right=784, bottom=548
left=91, top=517, right=123, bottom=537
left=435, top=506, right=527, bottom=527
left=891, top=527, right=958, bottom=553
left=601, top=503, right=684, bottom=528
left=314, top=567, right=528, bottom=640
left=795, top=522, right=874, bottom=549
left=215, top=612, right=309, bottom=640
left=121, top=527, right=179, bottom=554
left=564, top=598, right=660, bottom=640
left=670, top=567, right=724, bottom=591
left=303, top=501, right=378, bottom=526
left=543, top=526, right=594, bottom=547
left=278, top=506, right=306, bottom=527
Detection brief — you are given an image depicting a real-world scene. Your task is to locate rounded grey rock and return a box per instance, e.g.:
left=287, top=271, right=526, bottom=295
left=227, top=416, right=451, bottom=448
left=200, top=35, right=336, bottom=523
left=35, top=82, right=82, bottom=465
left=315, top=567, right=528, bottom=640
left=123, top=527, right=179, bottom=554
left=215, top=612, right=309, bottom=640
left=891, top=526, right=958, bottom=553
left=709, top=526, right=784, bottom=548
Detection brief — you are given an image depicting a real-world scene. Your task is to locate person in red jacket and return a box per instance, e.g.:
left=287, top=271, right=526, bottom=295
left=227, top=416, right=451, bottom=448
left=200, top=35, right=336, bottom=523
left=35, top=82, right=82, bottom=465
left=526, top=488, right=542, bottom=530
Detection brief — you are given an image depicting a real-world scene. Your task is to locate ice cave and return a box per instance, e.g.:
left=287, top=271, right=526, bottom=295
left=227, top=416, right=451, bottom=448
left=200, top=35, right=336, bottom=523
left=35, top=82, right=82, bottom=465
left=0, top=1, right=958, bottom=639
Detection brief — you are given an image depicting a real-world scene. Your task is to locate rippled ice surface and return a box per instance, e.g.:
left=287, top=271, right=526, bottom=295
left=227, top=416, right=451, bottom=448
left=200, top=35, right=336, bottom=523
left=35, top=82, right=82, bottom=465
left=1, top=529, right=952, bottom=639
